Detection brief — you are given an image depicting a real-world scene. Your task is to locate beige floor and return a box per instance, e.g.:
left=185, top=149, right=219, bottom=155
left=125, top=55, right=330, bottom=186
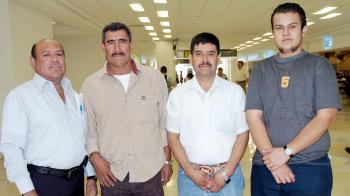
left=1, top=96, right=350, bottom=195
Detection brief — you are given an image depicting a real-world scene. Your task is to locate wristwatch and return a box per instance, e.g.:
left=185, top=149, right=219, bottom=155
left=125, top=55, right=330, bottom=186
left=87, top=175, right=97, bottom=180
left=283, top=145, right=294, bottom=158
left=220, top=170, right=231, bottom=184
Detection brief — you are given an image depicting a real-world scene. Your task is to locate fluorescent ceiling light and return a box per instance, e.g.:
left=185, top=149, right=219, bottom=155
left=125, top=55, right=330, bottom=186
left=253, top=37, right=262, bottom=41
left=246, top=45, right=252, bottom=47
left=164, top=35, right=172, bottom=38
left=149, top=32, right=157, bottom=36
left=307, top=21, right=315, bottom=26
left=154, top=0, right=167, bottom=3
left=160, top=21, right=170, bottom=26
left=261, top=39, right=269, bottom=42
left=245, top=41, right=253, bottom=44
left=320, top=13, right=342, bottom=19
left=152, top=37, right=160, bottom=41
left=129, top=3, right=144, bottom=12
left=270, top=35, right=274, bottom=38
left=252, top=42, right=259, bottom=45
left=51, top=21, right=57, bottom=24
left=240, top=44, right=246, bottom=46
left=157, top=10, right=168, bottom=17
left=138, top=17, right=150, bottom=23
left=144, top=26, right=154, bottom=30
left=313, top=7, right=337, bottom=15
left=263, top=32, right=272, bottom=36
left=163, top=29, right=171, bottom=33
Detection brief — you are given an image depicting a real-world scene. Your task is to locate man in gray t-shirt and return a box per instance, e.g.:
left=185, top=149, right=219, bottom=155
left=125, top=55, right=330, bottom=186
left=246, top=3, right=341, bottom=196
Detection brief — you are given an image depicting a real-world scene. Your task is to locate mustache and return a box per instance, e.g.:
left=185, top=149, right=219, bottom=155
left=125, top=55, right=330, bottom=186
left=111, top=52, right=125, bottom=57
left=199, top=61, right=212, bottom=67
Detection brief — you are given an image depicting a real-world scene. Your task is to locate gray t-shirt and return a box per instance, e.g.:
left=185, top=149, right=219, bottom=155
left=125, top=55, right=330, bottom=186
left=246, top=51, right=341, bottom=164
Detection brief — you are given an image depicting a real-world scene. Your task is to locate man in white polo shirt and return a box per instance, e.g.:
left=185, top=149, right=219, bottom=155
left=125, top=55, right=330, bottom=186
left=167, top=32, right=249, bottom=195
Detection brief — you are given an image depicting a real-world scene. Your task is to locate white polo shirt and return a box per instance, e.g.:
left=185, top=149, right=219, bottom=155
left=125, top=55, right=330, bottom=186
left=166, top=76, right=248, bottom=165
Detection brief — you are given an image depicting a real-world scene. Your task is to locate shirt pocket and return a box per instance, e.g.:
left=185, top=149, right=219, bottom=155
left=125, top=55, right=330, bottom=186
left=128, top=94, right=160, bottom=124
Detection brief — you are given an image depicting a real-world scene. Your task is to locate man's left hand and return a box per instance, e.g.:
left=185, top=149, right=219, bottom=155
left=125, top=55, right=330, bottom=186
left=161, top=163, right=173, bottom=185
left=207, top=173, right=225, bottom=192
left=263, top=147, right=290, bottom=171
left=85, top=179, right=98, bottom=196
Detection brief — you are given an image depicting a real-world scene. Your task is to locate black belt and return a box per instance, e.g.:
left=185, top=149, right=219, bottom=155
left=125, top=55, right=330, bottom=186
left=27, top=156, right=88, bottom=178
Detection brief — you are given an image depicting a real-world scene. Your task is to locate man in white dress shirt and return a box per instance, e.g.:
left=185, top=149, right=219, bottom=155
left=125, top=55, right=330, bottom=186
left=167, top=32, right=249, bottom=195
left=0, top=39, right=97, bottom=196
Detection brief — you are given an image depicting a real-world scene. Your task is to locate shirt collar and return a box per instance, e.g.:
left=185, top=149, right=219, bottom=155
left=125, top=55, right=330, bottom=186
left=32, top=73, right=70, bottom=91
left=98, top=59, right=141, bottom=78
left=188, top=76, right=222, bottom=93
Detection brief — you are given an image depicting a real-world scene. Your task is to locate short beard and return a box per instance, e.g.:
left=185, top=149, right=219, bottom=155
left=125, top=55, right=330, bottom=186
left=278, top=40, right=302, bottom=54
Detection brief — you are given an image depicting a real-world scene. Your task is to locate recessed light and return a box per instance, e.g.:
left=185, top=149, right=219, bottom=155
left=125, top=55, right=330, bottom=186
left=157, top=10, right=168, bottom=18
left=263, top=32, right=272, bottom=36
left=152, top=37, right=160, bottom=41
left=245, top=41, right=253, bottom=44
left=253, top=37, right=262, bottom=41
left=307, top=21, right=315, bottom=26
left=313, top=7, right=337, bottom=15
left=129, top=3, right=144, bottom=12
left=164, top=35, right=172, bottom=38
left=240, top=44, right=246, bottom=47
left=144, top=26, right=154, bottom=30
left=160, top=21, right=170, bottom=26
left=163, top=29, right=171, bottom=33
left=261, top=39, right=269, bottom=42
left=246, top=45, right=252, bottom=47
left=149, top=32, right=157, bottom=36
left=252, top=42, right=259, bottom=45
left=320, top=13, right=342, bottom=19
left=138, top=17, right=150, bottom=23
left=270, top=35, right=274, bottom=38
left=154, top=0, right=167, bottom=3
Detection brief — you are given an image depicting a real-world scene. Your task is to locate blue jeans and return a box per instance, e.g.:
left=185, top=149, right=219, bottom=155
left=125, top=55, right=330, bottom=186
left=178, top=164, right=244, bottom=196
left=251, top=155, right=332, bottom=196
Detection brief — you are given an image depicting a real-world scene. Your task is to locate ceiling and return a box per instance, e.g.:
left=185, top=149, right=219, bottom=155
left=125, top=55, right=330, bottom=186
left=15, top=0, right=350, bottom=58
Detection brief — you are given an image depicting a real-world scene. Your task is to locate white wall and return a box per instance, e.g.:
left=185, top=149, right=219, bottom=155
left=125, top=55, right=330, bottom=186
left=56, top=34, right=105, bottom=90
left=155, top=41, right=176, bottom=84
left=9, top=0, right=53, bottom=85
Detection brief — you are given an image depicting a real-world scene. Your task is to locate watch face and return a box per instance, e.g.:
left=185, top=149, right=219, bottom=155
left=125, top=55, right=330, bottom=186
left=285, top=148, right=293, bottom=156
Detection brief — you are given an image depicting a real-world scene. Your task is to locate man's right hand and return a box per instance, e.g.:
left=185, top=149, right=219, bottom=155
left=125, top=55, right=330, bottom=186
left=186, top=168, right=211, bottom=192
left=271, top=164, right=295, bottom=184
left=90, top=153, right=117, bottom=187
left=23, top=190, right=39, bottom=196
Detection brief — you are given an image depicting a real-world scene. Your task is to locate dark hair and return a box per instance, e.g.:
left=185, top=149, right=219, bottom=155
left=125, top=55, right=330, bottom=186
left=31, top=44, right=37, bottom=58
left=238, top=61, right=244, bottom=65
left=271, top=3, right=307, bottom=31
left=102, top=22, right=132, bottom=43
left=190, top=32, right=220, bottom=55
left=160, top=66, right=167, bottom=74
left=31, top=40, right=65, bottom=59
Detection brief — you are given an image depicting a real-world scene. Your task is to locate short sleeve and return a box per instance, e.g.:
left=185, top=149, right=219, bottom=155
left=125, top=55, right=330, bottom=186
left=314, top=58, right=341, bottom=111
left=245, top=62, right=263, bottom=111
left=166, top=89, right=180, bottom=133
left=233, top=86, right=249, bottom=134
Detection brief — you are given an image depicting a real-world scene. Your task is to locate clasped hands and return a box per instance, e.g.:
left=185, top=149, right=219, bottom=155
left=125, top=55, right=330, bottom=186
left=187, top=168, right=226, bottom=193
left=262, top=147, right=295, bottom=184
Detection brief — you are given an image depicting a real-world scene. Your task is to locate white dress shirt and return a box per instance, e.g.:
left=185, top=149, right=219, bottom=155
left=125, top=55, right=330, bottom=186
left=0, top=74, right=95, bottom=194
left=166, top=76, right=248, bottom=165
